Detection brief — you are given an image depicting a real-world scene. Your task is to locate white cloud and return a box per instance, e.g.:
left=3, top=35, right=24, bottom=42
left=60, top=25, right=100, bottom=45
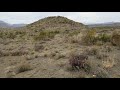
left=0, top=12, right=120, bottom=24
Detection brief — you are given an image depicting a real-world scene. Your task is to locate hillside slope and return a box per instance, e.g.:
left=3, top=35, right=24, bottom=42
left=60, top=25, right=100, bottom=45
left=26, top=16, right=87, bottom=31
left=1, top=16, right=120, bottom=78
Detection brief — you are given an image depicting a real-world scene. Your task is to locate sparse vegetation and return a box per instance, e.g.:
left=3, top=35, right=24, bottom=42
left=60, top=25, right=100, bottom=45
left=17, top=64, right=32, bottom=73
left=0, top=16, right=120, bottom=78
left=102, top=54, right=116, bottom=69
left=33, top=30, right=60, bottom=41
left=81, top=30, right=97, bottom=45
left=95, top=69, right=110, bottom=78
left=10, top=50, right=28, bottom=56
left=34, top=43, right=44, bottom=52
left=111, top=31, right=120, bottom=46
left=97, top=33, right=111, bottom=43
left=69, top=53, right=88, bottom=70
left=84, top=46, right=99, bottom=56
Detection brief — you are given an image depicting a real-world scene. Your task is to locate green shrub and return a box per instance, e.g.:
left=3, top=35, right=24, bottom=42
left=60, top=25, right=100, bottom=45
left=68, top=30, right=80, bottom=36
left=0, top=32, right=4, bottom=38
left=82, top=30, right=97, bottom=45
left=34, top=30, right=60, bottom=41
left=97, top=34, right=111, bottom=43
left=6, top=32, right=16, bottom=39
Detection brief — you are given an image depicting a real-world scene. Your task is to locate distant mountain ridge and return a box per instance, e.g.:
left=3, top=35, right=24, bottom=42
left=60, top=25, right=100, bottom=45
left=0, top=20, right=26, bottom=28
left=88, top=22, right=120, bottom=27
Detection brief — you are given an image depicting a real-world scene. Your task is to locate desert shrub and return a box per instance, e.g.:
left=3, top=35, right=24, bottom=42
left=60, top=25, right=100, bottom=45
left=6, top=32, right=16, bottom=39
left=97, top=33, right=111, bottom=43
left=102, top=54, right=116, bottom=69
left=43, top=53, right=48, bottom=57
left=55, top=54, right=65, bottom=60
left=69, top=53, right=88, bottom=70
left=0, top=50, right=4, bottom=57
left=50, top=52, right=56, bottom=57
left=26, top=55, right=34, bottom=60
left=95, top=41, right=103, bottom=46
left=34, top=43, right=44, bottom=52
left=96, top=53, right=108, bottom=60
left=96, top=70, right=110, bottom=78
left=0, top=31, right=17, bottom=39
left=80, top=60, right=92, bottom=73
left=111, top=31, right=120, bottom=46
left=69, top=35, right=79, bottom=43
left=0, top=50, right=9, bottom=57
left=4, top=66, right=16, bottom=78
left=17, top=64, right=32, bottom=73
left=65, top=33, right=82, bottom=44
left=68, top=30, right=80, bottom=36
left=81, top=30, right=97, bottom=45
left=104, top=46, right=113, bottom=52
left=84, top=47, right=99, bottom=56
left=10, top=50, right=28, bottom=56
left=0, top=32, right=4, bottom=38
left=34, top=30, right=60, bottom=41
left=15, top=31, right=26, bottom=35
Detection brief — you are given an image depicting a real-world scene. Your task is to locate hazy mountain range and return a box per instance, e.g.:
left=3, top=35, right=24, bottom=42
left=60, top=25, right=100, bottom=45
left=87, top=22, right=120, bottom=27
left=0, top=20, right=26, bottom=28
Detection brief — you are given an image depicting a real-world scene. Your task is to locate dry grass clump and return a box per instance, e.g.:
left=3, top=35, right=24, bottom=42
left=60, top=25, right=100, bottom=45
left=111, top=31, right=120, bottom=46
left=34, top=43, right=44, bottom=52
left=0, top=50, right=9, bottom=57
left=26, top=55, right=34, bottom=60
left=69, top=35, right=81, bottom=43
left=102, top=54, right=116, bottom=69
left=10, top=50, right=28, bottom=56
left=68, top=30, right=80, bottom=36
left=104, top=45, right=113, bottom=52
left=17, top=63, right=32, bottom=73
left=4, top=66, right=16, bottom=78
left=84, top=46, right=99, bottom=56
left=95, top=68, right=110, bottom=78
left=55, top=53, right=65, bottom=60
left=96, top=53, right=108, bottom=60
left=63, top=33, right=83, bottom=44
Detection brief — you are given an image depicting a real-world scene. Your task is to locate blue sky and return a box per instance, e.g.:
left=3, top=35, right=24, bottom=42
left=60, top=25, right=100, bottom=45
left=0, top=12, right=120, bottom=24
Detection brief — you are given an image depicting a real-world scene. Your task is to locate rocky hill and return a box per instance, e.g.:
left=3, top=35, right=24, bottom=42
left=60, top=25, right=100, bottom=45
left=26, top=16, right=87, bottom=31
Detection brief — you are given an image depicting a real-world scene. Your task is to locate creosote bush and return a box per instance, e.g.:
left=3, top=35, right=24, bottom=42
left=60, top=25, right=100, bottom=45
left=0, top=31, right=17, bottom=39
left=97, top=33, right=111, bottom=43
left=34, top=30, right=60, bottom=41
left=34, top=43, right=44, bottom=52
left=81, top=30, right=97, bottom=45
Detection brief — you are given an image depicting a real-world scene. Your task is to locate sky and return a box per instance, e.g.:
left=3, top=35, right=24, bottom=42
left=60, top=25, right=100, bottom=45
left=0, top=12, right=120, bottom=24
